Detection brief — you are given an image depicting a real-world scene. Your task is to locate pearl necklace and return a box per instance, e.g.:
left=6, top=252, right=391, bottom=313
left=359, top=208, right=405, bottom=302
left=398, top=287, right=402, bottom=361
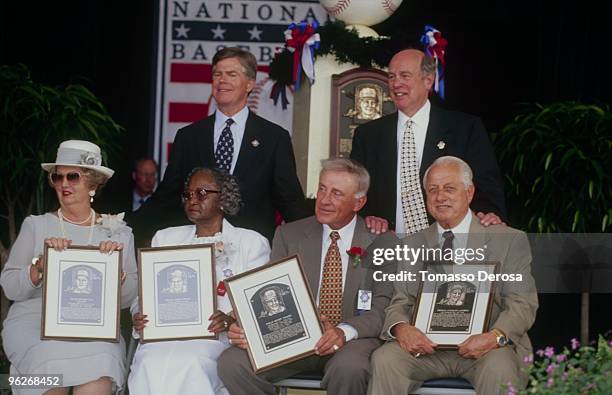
left=59, top=208, right=93, bottom=225
left=58, top=208, right=96, bottom=246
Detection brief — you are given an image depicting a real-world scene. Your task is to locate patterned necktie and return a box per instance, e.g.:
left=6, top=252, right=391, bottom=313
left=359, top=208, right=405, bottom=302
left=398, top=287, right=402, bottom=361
left=442, top=230, right=455, bottom=262
left=400, top=119, right=429, bottom=234
left=215, top=118, right=234, bottom=172
left=319, top=231, right=343, bottom=326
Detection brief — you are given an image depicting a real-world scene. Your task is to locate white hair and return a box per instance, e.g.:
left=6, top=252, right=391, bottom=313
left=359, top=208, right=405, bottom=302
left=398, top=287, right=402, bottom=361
left=423, top=156, right=473, bottom=189
left=320, top=158, right=370, bottom=198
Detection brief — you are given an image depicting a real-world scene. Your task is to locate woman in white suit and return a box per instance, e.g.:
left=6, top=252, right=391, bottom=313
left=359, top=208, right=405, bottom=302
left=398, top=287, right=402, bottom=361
left=128, top=167, right=271, bottom=395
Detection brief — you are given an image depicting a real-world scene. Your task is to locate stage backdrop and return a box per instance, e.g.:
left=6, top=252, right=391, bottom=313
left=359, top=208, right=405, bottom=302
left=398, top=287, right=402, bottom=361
left=153, top=0, right=330, bottom=174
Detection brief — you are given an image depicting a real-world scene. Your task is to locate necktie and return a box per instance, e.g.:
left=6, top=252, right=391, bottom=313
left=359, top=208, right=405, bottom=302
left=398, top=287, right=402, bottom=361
left=400, top=119, right=429, bottom=234
left=215, top=118, right=234, bottom=172
left=319, top=231, right=343, bottom=326
left=442, top=230, right=455, bottom=262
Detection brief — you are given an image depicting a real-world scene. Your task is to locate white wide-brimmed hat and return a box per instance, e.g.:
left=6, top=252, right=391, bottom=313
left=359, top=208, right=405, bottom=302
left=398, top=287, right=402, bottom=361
left=41, top=140, right=115, bottom=178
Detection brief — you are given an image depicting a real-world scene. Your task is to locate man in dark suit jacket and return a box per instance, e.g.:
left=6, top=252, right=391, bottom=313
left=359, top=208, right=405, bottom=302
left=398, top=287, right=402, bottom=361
left=129, top=47, right=310, bottom=242
left=218, top=158, right=395, bottom=395
left=351, top=49, right=506, bottom=233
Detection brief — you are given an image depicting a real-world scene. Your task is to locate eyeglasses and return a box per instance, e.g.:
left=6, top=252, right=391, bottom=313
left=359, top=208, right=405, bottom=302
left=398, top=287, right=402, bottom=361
left=50, top=172, right=82, bottom=185
left=181, top=188, right=220, bottom=202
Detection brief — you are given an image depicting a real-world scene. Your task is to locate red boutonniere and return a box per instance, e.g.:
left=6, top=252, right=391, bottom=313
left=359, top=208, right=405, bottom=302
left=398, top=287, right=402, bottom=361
left=347, top=247, right=367, bottom=267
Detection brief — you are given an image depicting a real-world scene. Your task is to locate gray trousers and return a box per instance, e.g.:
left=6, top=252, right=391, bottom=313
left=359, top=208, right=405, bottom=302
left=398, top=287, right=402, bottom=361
left=368, top=342, right=526, bottom=395
left=217, top=338, right=382, bottom=395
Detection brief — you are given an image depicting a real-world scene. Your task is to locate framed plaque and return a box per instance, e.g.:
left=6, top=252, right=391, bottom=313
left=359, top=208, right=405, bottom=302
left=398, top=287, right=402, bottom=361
left=225, top=255, right=323, bottom=373
left=138, top=244, right=216, bottom=342
left=330, top=68, right=396, bottom=158
left=42, top=245, right=121, bottom=342
left=411, top=262, right=498, bottom=349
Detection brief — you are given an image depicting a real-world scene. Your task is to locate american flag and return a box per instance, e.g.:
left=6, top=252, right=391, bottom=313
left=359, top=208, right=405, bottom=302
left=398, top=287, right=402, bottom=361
left=154, top=0, right=329, bottom=175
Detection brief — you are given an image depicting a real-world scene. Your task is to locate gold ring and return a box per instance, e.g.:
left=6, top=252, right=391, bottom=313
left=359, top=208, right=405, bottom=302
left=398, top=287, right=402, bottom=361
left=414, top=352, right=421, bottom=358
left=332, top=344, right=339, bottom=351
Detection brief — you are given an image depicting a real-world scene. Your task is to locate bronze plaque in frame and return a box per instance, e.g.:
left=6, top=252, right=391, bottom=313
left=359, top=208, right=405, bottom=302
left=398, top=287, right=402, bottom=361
left=330, top=68, right=396, bottom=158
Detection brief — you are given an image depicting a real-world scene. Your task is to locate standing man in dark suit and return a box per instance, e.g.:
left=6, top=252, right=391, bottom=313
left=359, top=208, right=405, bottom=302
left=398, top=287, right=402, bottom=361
left=129, top=47, right=310, bottom=241
left=217, top=158, right=395, bottom=395
left=351, top=49, right=506, bottom=235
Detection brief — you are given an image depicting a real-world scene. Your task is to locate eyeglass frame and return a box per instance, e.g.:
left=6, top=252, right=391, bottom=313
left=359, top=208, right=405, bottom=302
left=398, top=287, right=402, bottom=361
left=49, top=171, right=84, bottom=185
left=181, top=187, right=221, bottom=202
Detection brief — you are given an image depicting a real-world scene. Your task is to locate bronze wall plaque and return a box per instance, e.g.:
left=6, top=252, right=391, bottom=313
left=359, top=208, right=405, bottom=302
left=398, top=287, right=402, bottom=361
left=330, top=68, right=396, bottom=158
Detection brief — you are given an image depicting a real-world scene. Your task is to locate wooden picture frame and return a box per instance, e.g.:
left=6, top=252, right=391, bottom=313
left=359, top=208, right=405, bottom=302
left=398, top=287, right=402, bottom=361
left=225, top=255, right=323, bottom=373
left=42, top=245, right=121, bottom=342
left=411, top=262, right=499, bottom=349
left=138, top=244, right=216, bottom=342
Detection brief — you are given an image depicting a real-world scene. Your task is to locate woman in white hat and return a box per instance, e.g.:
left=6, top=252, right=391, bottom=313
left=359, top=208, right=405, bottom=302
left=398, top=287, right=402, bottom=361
left=0, top=140, right=138, bottom=394
left=128, top=167, right=270, bottom=395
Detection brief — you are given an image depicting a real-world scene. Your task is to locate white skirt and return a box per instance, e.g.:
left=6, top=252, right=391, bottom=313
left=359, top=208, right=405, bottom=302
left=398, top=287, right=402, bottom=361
left=128, top=335, right=230, bottom=395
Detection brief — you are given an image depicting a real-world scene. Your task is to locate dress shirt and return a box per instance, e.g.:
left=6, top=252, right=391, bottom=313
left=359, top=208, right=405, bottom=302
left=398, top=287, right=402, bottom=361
left=213, top=106, right=249, bottom=174
left=395, top=100, right=431, bottom=235
left=435, top=210, right=473, bottom=250
left=132, top=190, right=152, bottom=211
left=318, top=215, right=359, bottom=341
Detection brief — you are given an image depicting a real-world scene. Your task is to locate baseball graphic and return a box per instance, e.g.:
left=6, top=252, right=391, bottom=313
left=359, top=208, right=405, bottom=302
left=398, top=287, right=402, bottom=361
left=320, top=0, right=403, bottom=26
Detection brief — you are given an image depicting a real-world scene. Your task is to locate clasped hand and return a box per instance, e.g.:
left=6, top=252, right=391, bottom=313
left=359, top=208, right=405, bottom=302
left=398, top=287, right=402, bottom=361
left=31, top=238, right=126, bottom=286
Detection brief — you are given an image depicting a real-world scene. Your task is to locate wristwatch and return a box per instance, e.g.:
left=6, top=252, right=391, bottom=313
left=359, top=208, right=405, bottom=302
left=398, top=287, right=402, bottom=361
left=491, top=328, right=508, bottom=347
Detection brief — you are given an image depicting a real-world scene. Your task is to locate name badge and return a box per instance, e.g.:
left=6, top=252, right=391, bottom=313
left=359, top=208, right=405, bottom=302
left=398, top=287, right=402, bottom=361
left=357, top=289, right=372, bottom=310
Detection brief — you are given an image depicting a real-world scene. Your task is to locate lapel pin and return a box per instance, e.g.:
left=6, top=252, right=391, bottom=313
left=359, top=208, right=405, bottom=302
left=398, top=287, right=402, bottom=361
left=437, top=140, right=446, bottom=150
left=251, top=139, right=260, bottom=147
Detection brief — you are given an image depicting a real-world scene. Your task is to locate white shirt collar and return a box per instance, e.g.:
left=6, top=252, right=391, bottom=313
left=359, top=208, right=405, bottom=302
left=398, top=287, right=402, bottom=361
left=215, top=106, right=249, bottom=128
left=397, top=100, right=431, bottom=128
left=322, top=215, right=357, bottom=246
left=436, top=210, right=473, bottom=245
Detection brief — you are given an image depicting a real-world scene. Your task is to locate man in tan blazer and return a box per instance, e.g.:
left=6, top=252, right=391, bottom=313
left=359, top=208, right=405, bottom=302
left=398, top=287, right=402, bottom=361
left=369, top=156, right=538, bottom=395
left=218, top=158, right=395, bottom=395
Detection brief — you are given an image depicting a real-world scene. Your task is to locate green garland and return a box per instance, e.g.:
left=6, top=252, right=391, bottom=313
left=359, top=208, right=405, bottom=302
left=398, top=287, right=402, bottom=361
left=269, top=21, right=395, bottom=85
left=317, top=21, right=393, bottom=68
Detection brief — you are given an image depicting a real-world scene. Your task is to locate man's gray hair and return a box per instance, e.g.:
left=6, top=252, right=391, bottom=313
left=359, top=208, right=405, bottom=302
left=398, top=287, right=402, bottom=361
left=423, top=156, right=474, bottom=189
left=320, top=158, right=370, bottom=198
left=421, top=54, right=436, bottom=77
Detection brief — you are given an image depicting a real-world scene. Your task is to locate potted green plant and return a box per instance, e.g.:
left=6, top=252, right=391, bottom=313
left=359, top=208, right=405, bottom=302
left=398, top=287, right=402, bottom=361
left=0, top=64, right=124, bottom=322
left=493, top=101, right=612, bottom=346
left=494, top=102, right=611, bottom=233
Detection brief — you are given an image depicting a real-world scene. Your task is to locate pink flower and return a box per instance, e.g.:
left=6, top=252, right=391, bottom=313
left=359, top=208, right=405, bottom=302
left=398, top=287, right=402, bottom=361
left=546, top=378, right=554, bottom=388
left=506, top=382, right=518, bottom=395
left=546, top=363, right=557, bottom=374
left=571, top=338, right=580, bottom=350
left=523, top=354, right=533, bottom=364
left=556, top=354, right=567, bottom=362
left=536, top=349, right=545, bottom=357
left=544, top=346, right=555, bottom=358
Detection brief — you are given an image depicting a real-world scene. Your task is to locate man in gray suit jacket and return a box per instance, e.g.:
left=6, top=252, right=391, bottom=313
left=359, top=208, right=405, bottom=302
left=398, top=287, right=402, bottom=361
left=218, top=158, right=395, bottom=395
left=369, top=156, right=538, bottom=395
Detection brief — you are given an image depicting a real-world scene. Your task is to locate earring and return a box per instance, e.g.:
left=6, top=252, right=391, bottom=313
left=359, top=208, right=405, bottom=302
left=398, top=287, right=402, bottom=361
left=89, top=190, right=96, bottom=203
